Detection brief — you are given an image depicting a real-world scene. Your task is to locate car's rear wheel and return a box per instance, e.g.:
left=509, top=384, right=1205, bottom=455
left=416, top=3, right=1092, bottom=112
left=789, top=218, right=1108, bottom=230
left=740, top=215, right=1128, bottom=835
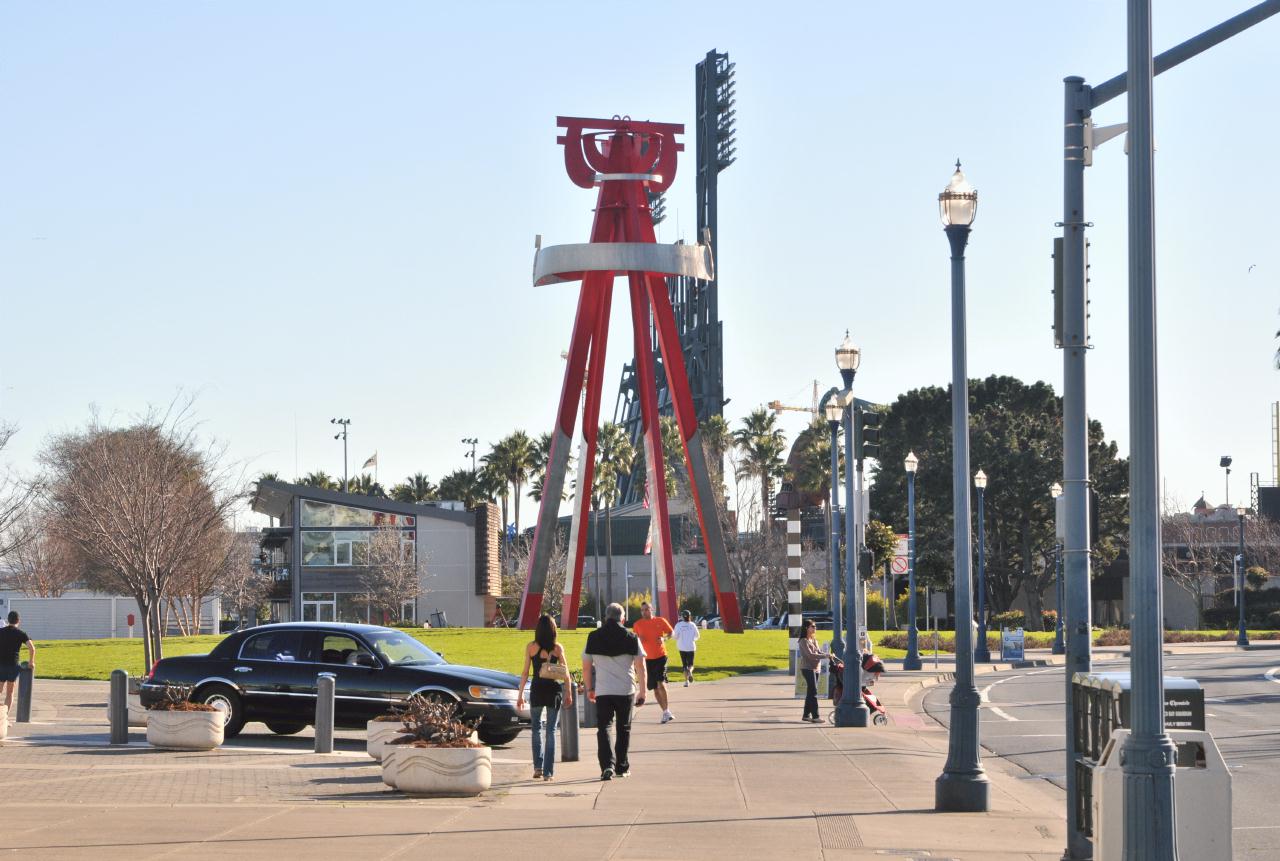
left=265, top=721, right=307, bottom=735
left=196, top=683, right=245, bottom=737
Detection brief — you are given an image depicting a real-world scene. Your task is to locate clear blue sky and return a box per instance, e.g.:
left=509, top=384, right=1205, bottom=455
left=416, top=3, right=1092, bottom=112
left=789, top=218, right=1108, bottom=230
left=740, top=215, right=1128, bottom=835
left=2, top=2, right=1277, bottom=526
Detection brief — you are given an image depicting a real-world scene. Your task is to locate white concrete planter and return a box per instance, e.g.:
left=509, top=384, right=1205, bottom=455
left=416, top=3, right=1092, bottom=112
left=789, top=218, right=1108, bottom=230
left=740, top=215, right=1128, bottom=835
left=126, top=694, right=148, bottom=727
left=146, top=709, right=225, bottom=751
left=381, top=746, right=403, bottom=788
left=392, top=745, right=492, bottom=797
left=366, top=719, right=403, bottom=761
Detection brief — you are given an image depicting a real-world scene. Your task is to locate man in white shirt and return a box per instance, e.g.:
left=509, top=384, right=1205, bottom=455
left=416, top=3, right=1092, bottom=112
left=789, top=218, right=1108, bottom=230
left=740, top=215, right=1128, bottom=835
left=582, top=603, right=647, bottom=780
left=671, top=609, right=700, bottom=687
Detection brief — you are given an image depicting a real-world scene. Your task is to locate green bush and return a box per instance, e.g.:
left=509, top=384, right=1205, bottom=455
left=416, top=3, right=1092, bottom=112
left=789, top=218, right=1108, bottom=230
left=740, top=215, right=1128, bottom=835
left=801, top=584, right=829, bottom=611
left=990, top=610, right=1025, bottom=630
left=679, top=593, right=707, bottom=618
left=1268, top=610, right=1280, bottom=629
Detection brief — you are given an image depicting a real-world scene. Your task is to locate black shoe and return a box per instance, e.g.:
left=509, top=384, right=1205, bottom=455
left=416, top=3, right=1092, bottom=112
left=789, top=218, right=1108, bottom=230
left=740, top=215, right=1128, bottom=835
left=601, top=768, right=614, bottom=781
left=616, top=769, right=630, bottom=778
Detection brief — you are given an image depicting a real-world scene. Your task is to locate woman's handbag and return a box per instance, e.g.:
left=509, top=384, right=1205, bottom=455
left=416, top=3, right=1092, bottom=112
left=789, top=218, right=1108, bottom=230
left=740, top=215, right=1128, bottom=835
left=538, top=659, right=570, bottom=684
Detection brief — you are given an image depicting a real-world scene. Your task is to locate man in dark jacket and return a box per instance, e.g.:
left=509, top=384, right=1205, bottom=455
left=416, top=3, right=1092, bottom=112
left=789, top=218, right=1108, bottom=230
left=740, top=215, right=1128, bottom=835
left=581, top=602, right=647, bottom=780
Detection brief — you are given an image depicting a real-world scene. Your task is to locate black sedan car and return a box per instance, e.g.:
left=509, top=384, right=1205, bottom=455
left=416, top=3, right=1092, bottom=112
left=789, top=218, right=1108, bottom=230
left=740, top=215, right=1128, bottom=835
left=140, top=622, right=529, bottom=746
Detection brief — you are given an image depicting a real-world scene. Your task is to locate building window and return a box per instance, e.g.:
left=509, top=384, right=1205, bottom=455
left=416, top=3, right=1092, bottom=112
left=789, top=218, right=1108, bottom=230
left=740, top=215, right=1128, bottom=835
left=302, top=592, right=337, bottom=622
left=302, top=532, right=334, bottom=566
left=301, top=500, right=334, bottom=527
left=336, top=593, right=369, bottom=624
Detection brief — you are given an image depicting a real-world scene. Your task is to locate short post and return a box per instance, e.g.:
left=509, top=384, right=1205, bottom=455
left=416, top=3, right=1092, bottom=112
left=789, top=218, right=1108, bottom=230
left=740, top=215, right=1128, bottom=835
left=559, top=690, right=580, bottom=762
left=315, top=672, right=336, bottom=753
left=580, top=691, right=597, bottom=728
left=15, top=661, right=33, bottom=723
left=109, top=669, right=130, bottom=744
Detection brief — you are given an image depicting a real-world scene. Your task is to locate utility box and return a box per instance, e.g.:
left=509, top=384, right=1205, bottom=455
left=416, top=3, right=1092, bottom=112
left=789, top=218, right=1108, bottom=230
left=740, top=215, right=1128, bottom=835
left=1092, top=728, right=1231, bottom=861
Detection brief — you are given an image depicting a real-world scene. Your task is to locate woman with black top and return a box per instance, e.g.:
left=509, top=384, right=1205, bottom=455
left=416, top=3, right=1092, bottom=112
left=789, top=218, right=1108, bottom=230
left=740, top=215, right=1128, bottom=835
left=516, top=613, right=573, bottom=781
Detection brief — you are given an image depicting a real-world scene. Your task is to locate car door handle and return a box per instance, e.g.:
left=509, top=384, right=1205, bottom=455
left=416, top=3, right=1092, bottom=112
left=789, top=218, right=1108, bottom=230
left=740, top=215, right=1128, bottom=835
left=234, top=667, right=253, bottom=673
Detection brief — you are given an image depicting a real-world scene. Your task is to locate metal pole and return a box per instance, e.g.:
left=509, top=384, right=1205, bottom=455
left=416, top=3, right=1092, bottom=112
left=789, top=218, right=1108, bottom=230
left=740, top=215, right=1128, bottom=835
left=834, top=390, right=867, bottom=726
left=315, top=672, right=337, bottom=754
left=1237, top=513, right=1249, bottom=646
left=829, top=419, right=844, bottom=662
left=935, top=223, right=988, bottom=812
left=15, top=662, right=32, bottom=723
left=904, top=468, right=921, bottom=670
left=975, top=486, right=990, bottom=662
left=1053, top=544, right=1066, bottom=655
left=1061, top=74, right=1095, bottom=861
left=1120, top=3, right=1178, bottom=857
left=560, top=691, right=580, bottom=761
left=109, top=669, right=129, bottom=745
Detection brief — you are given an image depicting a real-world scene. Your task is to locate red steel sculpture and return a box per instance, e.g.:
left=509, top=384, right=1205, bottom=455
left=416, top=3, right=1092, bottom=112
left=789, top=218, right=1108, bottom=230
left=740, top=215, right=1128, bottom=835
left=518, top=116, right=742, bottom=633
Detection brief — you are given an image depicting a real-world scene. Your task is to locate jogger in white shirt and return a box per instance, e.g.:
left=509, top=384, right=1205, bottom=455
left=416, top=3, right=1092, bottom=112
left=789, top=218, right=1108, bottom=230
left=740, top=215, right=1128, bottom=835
left=671, top=610, right=700, bottom=686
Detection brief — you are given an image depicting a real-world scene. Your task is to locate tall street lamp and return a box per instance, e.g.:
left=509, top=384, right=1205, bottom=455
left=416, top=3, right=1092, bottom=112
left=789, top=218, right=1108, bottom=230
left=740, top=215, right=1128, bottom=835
left=823, top=390, right=846, bottom=665
left=1220, top=455, right=1233, bottom=506
left=903, top=451, right=922, bottom=671
left=331, top=418, right=351, bottom=493
left=934, top=161, right=988, bottom=811
left=1236, top=506, right=1249, bottom=647
left=833, top=332, right=869, bottom=727
left=1050, top=482, right=1065, bottom=656
left=973, top=470, right=990, bottom=663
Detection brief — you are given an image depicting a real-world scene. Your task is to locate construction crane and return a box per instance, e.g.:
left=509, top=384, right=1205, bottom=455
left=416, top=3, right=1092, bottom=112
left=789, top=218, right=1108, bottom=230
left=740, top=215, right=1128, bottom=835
left=768, top=380, right=821, bottom=416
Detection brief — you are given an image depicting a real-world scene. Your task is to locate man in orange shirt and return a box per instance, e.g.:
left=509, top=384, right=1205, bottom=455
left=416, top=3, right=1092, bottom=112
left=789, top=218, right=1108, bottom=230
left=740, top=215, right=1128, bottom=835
left=632, top=602, right=675, bottom=724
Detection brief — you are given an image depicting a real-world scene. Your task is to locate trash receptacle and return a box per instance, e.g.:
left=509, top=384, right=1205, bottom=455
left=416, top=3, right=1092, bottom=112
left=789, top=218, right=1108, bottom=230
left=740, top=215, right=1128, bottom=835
left=1092, top=728, right=1231, bottom=861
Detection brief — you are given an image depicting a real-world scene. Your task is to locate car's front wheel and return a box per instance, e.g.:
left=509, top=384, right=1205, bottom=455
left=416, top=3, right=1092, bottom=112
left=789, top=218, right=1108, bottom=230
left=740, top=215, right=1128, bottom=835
left=196, top=683, right=245, bottom=737
left=477, top=727, right=520, bottom=747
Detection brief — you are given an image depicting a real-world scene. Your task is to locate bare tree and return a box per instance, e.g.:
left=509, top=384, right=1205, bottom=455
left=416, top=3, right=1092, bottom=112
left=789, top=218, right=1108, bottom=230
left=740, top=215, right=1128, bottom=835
left=39, top=407, right=243, bottom=667
left=0, top=423, right=38, bottom=560
left=360, top=525, right=419, bottom=622
left=506, top=524, right=570, bottom=619
left=168, top=525, right=247, bottom=636
left=217, top=532, right=272, bottom=626
left=0, top=507, right=81, bottom=597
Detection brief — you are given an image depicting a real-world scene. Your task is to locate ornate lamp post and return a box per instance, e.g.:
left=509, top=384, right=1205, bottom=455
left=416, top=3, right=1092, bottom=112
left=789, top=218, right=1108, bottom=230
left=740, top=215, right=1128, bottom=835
left=1050, top=482, right=1065, bottom=655
left=934, top=161, right=989, bottom=811
left=1236, top=506, right=1249, bottom=647
left=823, top=392, right=846, bottom=663
left=973, top=470, right=990, bottom=663
left=833, top=332, right=869, bottom=727
left=903, top=451, right=922, bottom=671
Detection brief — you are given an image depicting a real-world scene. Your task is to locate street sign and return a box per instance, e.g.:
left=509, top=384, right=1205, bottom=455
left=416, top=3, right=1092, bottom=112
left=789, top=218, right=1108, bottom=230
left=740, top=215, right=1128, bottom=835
left=894, top=534, right=908, bottom=557
left=1001, top=628, right=1025, bottom=662
left=891, top=555, right=909, bottom=575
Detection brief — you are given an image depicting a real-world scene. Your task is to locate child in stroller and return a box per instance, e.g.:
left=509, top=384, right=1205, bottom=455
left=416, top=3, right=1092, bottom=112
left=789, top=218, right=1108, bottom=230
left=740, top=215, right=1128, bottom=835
left=826, top=648, right=890, bottom=725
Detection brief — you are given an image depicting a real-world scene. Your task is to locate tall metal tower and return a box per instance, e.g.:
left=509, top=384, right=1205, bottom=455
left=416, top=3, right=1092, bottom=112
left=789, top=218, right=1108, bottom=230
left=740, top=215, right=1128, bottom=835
left=614, top=49, right=736, bottom=503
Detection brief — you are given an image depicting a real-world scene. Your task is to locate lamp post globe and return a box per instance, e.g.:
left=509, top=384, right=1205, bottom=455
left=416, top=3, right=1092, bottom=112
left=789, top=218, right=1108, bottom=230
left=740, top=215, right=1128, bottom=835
left=835, top=330, right=861, bottom=388
left=934, top=161, right=988, bottom=812
left=903, top=451, right=922, bottom=671
left=973, top=470, right=990, bottom=663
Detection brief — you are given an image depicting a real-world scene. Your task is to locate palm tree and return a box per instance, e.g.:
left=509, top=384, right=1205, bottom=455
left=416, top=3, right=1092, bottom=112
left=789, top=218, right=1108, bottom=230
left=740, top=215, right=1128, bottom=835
left=298, top=471, right=338, bottom=491
left=391, top=473, right=437, bottom=503
left=699, top=414, right=731, bottom=498
left=733, top=408, right=788, bottom=535
left=438, top=469, right=487, bottom=509
left=659, top=416, right=683, bottom=497
left=595, top=422, right=635, bottom=603
left=347, top=473, right=387, bottom=498
left=256, top=471, right=281, bottom=484
left=484, top=432, right=537, bottom=536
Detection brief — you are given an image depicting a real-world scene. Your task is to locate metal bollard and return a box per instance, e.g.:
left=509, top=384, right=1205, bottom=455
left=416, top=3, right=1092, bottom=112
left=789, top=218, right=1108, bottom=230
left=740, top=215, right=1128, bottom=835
left=580, top=692, right=597, bottom=728
left=559, top=691, right=579, bottom=762
left=15, top=661, right=33, bottom=723
left=109, top=669, right=129, bottom=744
left=314, top=672, right=336, bottom=753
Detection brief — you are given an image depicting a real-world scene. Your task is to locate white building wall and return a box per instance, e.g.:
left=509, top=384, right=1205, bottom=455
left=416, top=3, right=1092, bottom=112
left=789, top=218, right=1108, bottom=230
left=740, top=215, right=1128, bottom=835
left=0, top=591, right=221, bottom=640
left=416, top=519, right=484, bottom=627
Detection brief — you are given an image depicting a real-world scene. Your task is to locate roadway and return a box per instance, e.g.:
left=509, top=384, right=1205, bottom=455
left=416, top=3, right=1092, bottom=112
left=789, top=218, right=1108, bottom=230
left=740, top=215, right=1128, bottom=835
left=916, top=648, right=1280, bottom=860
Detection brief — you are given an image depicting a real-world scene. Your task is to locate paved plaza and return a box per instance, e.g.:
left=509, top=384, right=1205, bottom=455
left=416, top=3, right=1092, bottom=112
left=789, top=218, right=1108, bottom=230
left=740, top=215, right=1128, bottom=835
left=1, top=668, right=1067, bottom=860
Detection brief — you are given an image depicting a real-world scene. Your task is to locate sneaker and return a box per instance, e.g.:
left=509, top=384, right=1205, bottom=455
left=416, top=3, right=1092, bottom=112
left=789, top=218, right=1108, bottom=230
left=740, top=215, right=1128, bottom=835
left=543, top=774, right=555, bottom=782
left=616, top=768, right=630, bottom=778
left=661, top=710, right=674, bottom=724
left=683, top=680, right=689, bottom=687
left=533, top=768, right=543, bottom=779
left=601, top=768, right=614, bottom=781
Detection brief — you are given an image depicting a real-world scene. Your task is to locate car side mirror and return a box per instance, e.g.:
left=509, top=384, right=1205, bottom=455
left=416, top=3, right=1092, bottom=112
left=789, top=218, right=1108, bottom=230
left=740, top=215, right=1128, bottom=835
left=355, top=654, right=377, bottom=668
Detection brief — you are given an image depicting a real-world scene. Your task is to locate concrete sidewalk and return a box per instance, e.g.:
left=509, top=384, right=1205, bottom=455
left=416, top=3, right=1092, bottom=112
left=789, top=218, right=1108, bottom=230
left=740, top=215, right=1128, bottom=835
left=0, top=672, right=1066, bottom=860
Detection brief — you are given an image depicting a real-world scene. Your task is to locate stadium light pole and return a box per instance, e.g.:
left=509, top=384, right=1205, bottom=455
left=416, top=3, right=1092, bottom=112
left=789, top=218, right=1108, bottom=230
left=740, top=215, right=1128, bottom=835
left=331, top=418, right=351, bottom=493
left=903, top=451, right=922, bottom=671
left=934, top=162, right=988, bottom=812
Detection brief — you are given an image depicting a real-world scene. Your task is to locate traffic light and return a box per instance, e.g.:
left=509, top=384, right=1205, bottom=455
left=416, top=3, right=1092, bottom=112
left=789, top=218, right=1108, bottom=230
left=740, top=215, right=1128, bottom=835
left=855, top=407, right=881, bottom=463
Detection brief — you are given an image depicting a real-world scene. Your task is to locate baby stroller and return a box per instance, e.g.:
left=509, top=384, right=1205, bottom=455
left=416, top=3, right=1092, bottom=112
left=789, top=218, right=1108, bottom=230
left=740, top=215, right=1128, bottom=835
left=827, top=651, right=890, bottom=726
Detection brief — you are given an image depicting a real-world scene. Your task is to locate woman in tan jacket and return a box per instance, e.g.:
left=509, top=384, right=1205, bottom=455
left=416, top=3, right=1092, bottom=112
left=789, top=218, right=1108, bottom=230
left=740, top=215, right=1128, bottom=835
left=796, top=619, right=825, bottom=722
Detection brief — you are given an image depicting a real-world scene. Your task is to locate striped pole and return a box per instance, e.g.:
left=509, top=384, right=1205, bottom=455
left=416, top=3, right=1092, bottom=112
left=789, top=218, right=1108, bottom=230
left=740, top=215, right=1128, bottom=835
left=787, top=509, right=803, bottom=673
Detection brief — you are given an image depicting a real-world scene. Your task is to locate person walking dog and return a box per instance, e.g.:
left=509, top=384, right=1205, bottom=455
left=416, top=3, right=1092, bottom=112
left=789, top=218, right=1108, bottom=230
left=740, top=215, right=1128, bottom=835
left=516, top=613, right=572, bottom=781
left=797, top=619, right=824, bottom=723
left=671, top=609, right=700, bottom=686
left=632, top=601, right=675, bottom=723
left=582, top=603, right=646, bottom=780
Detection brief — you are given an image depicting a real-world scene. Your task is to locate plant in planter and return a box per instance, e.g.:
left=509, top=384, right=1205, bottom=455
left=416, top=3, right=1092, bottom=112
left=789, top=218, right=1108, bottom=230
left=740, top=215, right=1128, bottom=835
left=145, top=684, right=225, bottom=751
left=381, top=697, right=491, bottom=796
left=367, top=710, right=406, bottom=762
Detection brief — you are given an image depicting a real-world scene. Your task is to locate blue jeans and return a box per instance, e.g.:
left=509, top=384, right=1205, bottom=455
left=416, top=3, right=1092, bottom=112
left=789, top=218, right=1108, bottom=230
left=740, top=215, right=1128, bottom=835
left=531, top=704, right=561, bottom=776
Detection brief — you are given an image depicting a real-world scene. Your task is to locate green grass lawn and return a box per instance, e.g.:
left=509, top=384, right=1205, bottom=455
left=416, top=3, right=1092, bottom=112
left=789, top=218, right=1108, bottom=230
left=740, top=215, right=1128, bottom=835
left=35, top=628, right=911, bottom=682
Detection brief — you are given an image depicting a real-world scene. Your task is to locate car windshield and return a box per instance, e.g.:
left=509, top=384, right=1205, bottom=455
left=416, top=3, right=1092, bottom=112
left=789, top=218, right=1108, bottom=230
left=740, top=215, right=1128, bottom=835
left=365, top=632, right=445, bottom=666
